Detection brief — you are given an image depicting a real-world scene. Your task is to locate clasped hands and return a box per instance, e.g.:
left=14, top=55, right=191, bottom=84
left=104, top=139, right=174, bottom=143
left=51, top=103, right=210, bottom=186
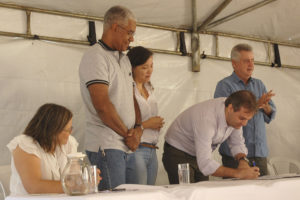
left=125, top=116, right=164, bottom=151
left=125, top=127, right=142, bottom=151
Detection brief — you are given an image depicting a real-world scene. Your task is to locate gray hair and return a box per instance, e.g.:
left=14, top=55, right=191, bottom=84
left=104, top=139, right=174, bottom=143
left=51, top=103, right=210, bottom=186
left=103, top=6, right=136, bottom=31
left=231, top=43, right=253, bottom=61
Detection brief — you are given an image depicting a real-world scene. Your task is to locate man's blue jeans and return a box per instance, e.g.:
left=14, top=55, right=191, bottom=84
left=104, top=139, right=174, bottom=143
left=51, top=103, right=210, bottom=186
left=86, top=148, right=133, bottom=190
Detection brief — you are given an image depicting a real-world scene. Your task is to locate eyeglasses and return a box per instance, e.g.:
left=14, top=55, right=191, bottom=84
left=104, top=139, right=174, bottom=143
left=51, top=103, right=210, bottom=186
left=118, top=25, right=135, bottom=37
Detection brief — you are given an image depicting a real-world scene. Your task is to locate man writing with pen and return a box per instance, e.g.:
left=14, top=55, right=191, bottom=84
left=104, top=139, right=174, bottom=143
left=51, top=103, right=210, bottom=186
left=163, top=90, right=260, bottom=184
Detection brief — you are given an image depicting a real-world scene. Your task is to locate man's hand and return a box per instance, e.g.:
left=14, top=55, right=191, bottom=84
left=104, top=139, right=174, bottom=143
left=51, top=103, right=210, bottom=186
left=257, top=90, right=275, bottom=115
left=234, top=153, right=249, bottom=169
left=237, top=167, right=260, bottom=179
left=237, top=159, right=250, bottom=169
left=125, top=128, right=142, bottom=151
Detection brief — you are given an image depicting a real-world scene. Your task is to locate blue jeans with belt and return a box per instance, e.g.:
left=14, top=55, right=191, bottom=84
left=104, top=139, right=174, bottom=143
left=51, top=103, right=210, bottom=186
left=86, top=148, right=133, bottom=190
left=126, top=144, right=158, bottom=185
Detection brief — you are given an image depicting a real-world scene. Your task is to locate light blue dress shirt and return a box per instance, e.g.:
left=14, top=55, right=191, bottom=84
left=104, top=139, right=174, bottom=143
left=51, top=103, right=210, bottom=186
left=214, top=72, right=276, bottom=158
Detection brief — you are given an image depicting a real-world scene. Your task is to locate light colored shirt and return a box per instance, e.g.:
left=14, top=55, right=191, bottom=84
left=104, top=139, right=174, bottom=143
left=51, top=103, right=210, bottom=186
left=7, top=135, right=78, bottom=195
left=165, top=97, right=247, bottom=176
left=79, top=40, right=135, bottom=152
left=134, top=82, right=160, bottom=144
left=214, top=72, right=276, bottom=157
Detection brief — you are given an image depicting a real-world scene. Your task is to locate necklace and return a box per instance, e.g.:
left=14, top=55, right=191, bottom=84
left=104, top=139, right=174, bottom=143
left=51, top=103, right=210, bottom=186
left=138, top=85, right=149, bottom=99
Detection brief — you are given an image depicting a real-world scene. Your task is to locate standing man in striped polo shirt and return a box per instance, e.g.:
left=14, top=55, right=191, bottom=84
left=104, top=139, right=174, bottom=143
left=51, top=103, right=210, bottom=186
left=79, top=6, right=142, bottom=190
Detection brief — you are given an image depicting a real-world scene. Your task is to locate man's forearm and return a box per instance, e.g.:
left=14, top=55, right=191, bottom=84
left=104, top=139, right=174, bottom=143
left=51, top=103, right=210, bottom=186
left=212, top=166, right=240, bottom=178
left=234, top=153, right=250, bottom=168
left=262, top=104, right=272, bottom=116
left=88, top=84, right=130, bottom=138
left=212, top=165, right=259, bottom=179
left=234, top=153, right=247, bottom=161
left=96, top=102, right=128, bottom=137
left=134, top=95, right=142, bottom=125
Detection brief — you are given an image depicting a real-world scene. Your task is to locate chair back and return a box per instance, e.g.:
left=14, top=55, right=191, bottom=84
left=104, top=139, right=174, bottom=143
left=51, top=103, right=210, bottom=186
left=267, top=161, right=276, bottom=175
left=0, top=165, right=11, bottom=197
left=0, top=181, right=6, bottom=200
left=268, top=157, right=300, bottom=175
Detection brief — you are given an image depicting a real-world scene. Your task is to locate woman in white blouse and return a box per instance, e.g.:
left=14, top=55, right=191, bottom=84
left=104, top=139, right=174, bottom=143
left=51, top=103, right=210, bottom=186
left=7, top=103, right=80, bottom=195
left=127, top=46, right=164, bottom=185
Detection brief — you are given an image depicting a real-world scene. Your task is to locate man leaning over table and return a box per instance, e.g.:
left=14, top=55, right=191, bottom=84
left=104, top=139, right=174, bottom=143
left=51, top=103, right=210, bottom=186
left=214, top=43, right=276, bottom=176
left=163, top=90, right=260, bottom=184
left=79, top=6, right=142, bottom=190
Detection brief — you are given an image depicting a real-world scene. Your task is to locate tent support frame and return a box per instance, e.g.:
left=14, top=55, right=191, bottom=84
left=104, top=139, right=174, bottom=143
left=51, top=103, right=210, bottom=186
left=191, top=0, right=200, bottom=72
left=0, top=2, right=299, bottom=69
left=26, top=10, right=31, bottom=35
left=197, top=0, right=232, bottom=32
left=206, top=0, right=277, bottom=30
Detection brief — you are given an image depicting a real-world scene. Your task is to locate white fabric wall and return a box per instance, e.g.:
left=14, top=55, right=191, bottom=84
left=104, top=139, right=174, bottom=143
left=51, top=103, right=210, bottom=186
left=0, top=8, right=300, bottom=186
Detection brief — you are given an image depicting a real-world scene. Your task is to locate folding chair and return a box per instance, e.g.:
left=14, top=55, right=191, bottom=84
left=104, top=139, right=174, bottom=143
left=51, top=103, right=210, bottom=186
left=0, top=181, right=6, bottom=200
left=268, top=157, right=300, bottom=175
left=0, top=165, right=11, bottom=197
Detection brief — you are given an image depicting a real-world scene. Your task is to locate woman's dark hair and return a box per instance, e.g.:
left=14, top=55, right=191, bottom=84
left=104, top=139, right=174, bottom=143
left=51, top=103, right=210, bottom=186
left=225, top=90, right=257, bottom=112
left=23, top=103, right=73, bottom=152
left=127, top=46, right=153, bottom=68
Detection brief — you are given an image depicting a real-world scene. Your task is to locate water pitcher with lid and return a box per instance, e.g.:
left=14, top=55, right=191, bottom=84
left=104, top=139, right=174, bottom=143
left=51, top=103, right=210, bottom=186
left=61, top=152, right=90, bottom=195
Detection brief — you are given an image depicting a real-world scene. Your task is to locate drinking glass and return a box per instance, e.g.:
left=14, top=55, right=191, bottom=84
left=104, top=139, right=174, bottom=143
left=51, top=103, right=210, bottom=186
left=178, top=163, right=190, bottom=184
left=88, top=165, right=98, bottom=193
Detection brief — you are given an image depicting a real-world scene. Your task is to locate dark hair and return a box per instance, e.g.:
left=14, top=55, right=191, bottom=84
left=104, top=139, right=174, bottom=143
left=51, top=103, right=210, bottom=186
left=225, top=90, right=257, bottom=112
left=127, top=46, right=153, bottom=69
left=23, top=103, right=73, bottom=152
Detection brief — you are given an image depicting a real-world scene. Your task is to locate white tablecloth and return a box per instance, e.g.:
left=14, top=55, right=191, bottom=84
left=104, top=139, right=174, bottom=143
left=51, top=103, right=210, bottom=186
left=6, top=177, right=300, bottom=200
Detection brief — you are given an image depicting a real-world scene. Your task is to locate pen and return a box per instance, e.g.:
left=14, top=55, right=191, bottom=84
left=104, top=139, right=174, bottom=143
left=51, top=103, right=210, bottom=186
left=112, top=188, right=126, bottom=192
left=252, top=161, right=256, bottom=167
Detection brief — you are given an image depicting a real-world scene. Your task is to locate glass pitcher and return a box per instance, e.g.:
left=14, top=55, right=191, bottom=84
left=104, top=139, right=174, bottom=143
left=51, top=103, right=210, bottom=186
left=61, top=152, right=90, bottom=195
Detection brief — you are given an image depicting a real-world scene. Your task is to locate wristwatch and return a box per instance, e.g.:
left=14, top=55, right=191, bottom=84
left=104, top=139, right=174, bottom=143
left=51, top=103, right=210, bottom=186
left=238, top=156, right=250, bottom=164
left=134, top=123, right=144, bottom=131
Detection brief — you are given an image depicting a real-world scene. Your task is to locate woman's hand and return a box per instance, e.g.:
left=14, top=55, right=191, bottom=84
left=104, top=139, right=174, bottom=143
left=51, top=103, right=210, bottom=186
left=143, top=116, right=165, bottom=131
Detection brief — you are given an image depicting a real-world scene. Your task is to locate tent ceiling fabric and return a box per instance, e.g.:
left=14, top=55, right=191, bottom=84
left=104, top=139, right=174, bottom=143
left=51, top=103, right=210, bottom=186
left=0, top=0, right=299, bottom=44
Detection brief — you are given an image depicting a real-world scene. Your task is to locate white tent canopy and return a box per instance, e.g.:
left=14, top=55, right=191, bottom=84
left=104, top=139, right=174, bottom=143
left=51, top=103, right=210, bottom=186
left=0, top=0, right=299, bottom=190
left=1, top=0, right=300, bottom=44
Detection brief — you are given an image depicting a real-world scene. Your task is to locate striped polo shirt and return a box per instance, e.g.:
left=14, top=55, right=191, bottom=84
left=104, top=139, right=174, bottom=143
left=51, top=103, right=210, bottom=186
left=79, top=40, right=135, bottom=152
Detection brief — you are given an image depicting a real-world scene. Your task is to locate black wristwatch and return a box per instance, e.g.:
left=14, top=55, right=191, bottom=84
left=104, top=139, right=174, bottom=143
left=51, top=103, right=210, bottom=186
left=134, top=123, right=144, bottom=130
left=238, top=157, right=250, bottom=164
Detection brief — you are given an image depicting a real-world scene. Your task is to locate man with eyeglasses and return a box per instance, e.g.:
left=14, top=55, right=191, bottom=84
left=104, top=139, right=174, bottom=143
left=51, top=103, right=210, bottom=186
left=79, top=6, right=142, bottom=190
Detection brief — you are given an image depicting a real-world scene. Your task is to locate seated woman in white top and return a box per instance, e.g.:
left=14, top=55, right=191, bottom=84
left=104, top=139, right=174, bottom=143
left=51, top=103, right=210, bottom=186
left=7, top=103, right=79, bottom=195
left=126, top=46, right=165, bottom=185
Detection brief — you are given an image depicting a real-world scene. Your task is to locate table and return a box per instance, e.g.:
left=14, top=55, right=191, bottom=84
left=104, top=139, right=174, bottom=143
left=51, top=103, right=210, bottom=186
left=6, top=177, right=300, bottom=200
